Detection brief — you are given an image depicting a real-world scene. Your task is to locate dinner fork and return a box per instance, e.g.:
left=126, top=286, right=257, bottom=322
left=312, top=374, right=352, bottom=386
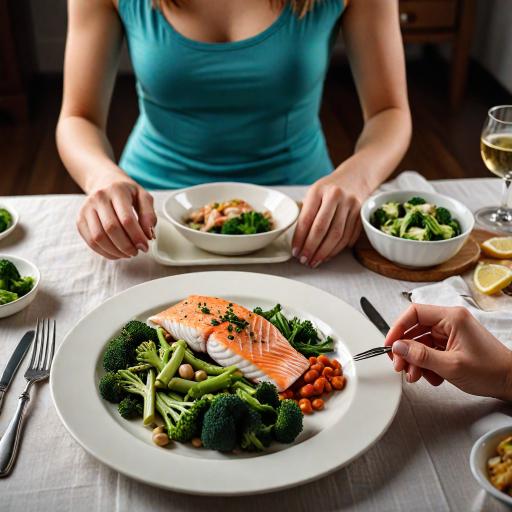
left=353, top=346, right=392, bottom=361
left=0, top=319, right=56, bottom=477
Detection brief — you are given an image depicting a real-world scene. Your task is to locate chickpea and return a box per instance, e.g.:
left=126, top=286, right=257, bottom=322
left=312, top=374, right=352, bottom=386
left=153, top=432, right=170, bottom=447
left=191, top=437, right=203, bottom=448
left=194, top=370, right=208, bottom=382
left=178, top=363, right=195, bottom=380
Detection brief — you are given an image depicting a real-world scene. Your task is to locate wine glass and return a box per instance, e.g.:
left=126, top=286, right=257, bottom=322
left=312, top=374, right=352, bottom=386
left=475, top=105, right=512, bottom=232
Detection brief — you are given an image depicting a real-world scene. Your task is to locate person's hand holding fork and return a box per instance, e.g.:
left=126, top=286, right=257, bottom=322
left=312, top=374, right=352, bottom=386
left=385, top=304, right=512, bottom=401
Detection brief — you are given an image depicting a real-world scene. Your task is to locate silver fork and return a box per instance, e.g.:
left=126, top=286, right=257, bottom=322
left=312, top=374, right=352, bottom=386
left=0, top=319, right=56, bottom=477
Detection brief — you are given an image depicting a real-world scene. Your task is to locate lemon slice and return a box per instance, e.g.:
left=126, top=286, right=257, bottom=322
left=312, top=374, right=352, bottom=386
left=481, top=237, right=512, bottom=259
left=473, top=263, right=512, bottom=295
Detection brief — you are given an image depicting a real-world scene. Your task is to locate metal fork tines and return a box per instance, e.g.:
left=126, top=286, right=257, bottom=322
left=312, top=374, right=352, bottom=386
left=0, top=319, right=56, bottom=477
left=353, top=346, right=392, bottom=361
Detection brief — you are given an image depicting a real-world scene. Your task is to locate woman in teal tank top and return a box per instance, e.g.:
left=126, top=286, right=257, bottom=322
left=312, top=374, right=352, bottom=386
left=57, top=0, right=411, bottom=267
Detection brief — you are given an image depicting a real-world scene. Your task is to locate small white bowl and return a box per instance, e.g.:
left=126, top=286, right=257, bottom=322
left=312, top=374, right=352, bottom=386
left=361, top=190, right=474, bottom=268
left=0, top=203, right=19, bottom=241
left=0, top=254, right=40, bottom=319
left=163, top=182, right=300, bottom=256
left=470, top=425, right=512, bottom=507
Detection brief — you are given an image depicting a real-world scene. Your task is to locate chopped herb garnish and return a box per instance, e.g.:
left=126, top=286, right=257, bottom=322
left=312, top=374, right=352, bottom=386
left=201, top=306, right=210, bottom=314
left=227, top=325, right=233, bottom=332
left=211, top=319, right=220, bottom=326
left=227, top=335, right=234, bottom=340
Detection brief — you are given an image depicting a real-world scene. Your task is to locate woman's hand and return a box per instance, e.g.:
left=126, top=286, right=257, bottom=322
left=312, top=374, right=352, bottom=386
left=292, top=173, right=365, bottom=268
left=77, top=178, right=157, bottom=260
left=385, top=304, right=512, bottom=401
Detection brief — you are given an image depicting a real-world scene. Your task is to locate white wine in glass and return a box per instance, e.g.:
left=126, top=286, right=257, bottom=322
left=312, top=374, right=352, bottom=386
left=476, top=105, right=512, bottom=232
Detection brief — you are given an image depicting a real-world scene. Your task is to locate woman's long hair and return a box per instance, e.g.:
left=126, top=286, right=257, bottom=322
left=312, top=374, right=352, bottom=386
left=153, top=1, right=321, bottom=18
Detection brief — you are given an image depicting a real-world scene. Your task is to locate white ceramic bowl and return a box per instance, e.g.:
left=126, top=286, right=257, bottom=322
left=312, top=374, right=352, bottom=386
left=361, top=190, right=474, bottom=268
left=0, top=203, right=19, bottom=241
left=163, top=182, right=300, bottom=256
left=470, top=425, right=512, bottom=507
left=0, top=254, right=40, bottom=318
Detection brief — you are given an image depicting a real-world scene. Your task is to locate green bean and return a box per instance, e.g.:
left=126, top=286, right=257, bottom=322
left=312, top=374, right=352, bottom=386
left=143, top=369, right=156, bottom=426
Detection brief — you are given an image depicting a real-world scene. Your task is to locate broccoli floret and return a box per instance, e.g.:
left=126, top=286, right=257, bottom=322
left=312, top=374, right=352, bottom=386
left=399, top=210, right=424, bottom=238
left=287, top=318, right=334, bottom=356
left=239, top=408, right=274, bottom=451
left=449, top=219, right=461, bottom=236
left=439, top=224, right=455, bottom=240
left=274, top=399, right=303, bottom=444
left=381, top=218, right=402, bottom=237
left=407, top=197, right=426, bottom=206
left=156, top=393, right=211, bottom=442
left=103, top=334, right=136, bottom=372
left=98, top=372, right=125, bottom=403
left=117, top=369, right=156, bottom=426
left=423, top=214, right=444, bottom=239
left=118, top=396, right=143, bottom=419
left=382, top=202, right=401, bottom=219
left=201, top=394, right=249, bottom=452
left=403, top=227, right=431, bottom=241
left=370, top=208, right=388, bottom=229
left=435, top=206, right=452, bottom=225
left=253, top=303, right=282, bottom=321
left=0, top=259, right=20, bottom=290
left=9, top=276, right=34, bottom=297
left=235, top=388, right=276, bottom=424
left=122, top=320, right=158, bottom=345
left=0, top=208, right=12, bottom=233
left=220, top=212, right=271, bottom=235
left=136, top=341, right=164, bottom=372
left=0, top=289, right=18, bottom=305
left=254, top=382, right=280, bottom=409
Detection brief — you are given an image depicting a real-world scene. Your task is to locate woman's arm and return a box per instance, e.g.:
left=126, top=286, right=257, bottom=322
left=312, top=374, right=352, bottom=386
left=292, top=0, right=411, bottom=268
left=57, top=0, right=156, bottom=259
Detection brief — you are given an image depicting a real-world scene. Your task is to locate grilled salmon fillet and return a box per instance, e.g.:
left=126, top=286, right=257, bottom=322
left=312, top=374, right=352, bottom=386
left=148, top=295, right=309, bottom=391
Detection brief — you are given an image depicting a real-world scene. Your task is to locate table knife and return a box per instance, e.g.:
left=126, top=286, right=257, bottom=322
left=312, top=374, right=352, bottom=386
left=0, top=330, right=34, bottom=415
left=360, top=297, right=390, bottom=337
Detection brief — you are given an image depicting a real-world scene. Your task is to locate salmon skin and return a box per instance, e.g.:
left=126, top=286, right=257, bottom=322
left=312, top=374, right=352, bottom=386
left=148, top=295, right=309, bottom=391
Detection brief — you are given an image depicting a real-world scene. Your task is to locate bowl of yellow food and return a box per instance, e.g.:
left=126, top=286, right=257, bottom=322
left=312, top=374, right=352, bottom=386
left=470, top=425, right=512, bottom=506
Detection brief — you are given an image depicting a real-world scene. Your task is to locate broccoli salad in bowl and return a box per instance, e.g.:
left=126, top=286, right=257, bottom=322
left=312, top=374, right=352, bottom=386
left=370, top=196, right=462, bottom=241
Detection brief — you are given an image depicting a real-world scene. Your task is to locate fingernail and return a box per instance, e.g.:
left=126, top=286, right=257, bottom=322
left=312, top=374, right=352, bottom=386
left=150, top=227, right=156, bottom=240
left=406, top=373, right=412, bottom=383
left=137, top=243, right=148, bottom=253
left=311, top=261, right=321, bottom=269
left=392, top=340, right=409, bottom=357
left=300, top=256, right=308, bottom=265
left=292, top=247, right=298, bottom=258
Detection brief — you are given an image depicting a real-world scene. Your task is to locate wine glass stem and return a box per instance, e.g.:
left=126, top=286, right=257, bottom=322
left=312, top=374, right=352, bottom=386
left=497, top=177, right=512, bottom=221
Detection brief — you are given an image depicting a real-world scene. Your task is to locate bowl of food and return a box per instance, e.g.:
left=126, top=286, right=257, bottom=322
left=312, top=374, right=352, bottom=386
left=0, top=255, right=40, bottom=318
left=360, top=190, right=474, bottom=268
left=0, top=203, right=19, bottom=241
left=163, top=183, right=300, bottom=256
left=470, top=426, right=512, bottom=506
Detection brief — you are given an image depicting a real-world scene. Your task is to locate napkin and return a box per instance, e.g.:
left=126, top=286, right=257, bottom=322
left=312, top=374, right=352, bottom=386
left=410, top=276, right=512, bottom=348
left=378, top=170, right=436, bottom=194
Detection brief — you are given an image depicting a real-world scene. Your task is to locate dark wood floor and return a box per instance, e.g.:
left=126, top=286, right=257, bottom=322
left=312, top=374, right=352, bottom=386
left=1, top=53, right=511, bottom=196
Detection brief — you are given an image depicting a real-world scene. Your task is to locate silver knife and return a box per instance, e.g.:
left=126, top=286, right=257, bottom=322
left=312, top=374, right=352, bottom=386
left=0, top=331, right=34, bottom=415
left=360, top=297, right=390, bottom=337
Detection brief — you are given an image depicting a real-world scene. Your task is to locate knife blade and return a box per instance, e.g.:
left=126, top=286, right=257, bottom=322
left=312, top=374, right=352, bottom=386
left=0, top=330, right=34, bottom=414
left=360, top=297, right=390, bottom=337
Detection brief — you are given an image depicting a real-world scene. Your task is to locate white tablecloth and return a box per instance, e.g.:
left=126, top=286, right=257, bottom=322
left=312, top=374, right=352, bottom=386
left=0, top=178, right=511, bottom=512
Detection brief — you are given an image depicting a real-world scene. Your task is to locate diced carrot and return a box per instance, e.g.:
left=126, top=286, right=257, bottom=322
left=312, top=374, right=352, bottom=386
left=324, top=381, right=332, bottom=393
left=331, top=359, right=341, bottom=369
left=308, top=356, right=317, bottom=365
left=333, top=368, right=342, bottom=377
left=299, top=398, right=313, bottom=414
left=313, top=377, right=326, bottom=395
left=317, top=355, right=332, bottom=367
left=311, top=363, right=324, bottom=373
left=304, top=370, right=319, bottom=383
left=312, top=398, right=324, bottom=411
left=299, top=384, right=315, bottom=398
left=322, top=367, right=334, bottom=379
left=332, top=376, right=346, bottom=390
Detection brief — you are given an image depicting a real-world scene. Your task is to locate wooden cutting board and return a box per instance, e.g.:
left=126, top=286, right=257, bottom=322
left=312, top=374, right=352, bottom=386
left=353, top=230, right=491, bottom=282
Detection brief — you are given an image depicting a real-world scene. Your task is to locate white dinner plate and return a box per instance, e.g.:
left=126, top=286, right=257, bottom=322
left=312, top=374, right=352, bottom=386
left=51, top=272, right=401, bottom=495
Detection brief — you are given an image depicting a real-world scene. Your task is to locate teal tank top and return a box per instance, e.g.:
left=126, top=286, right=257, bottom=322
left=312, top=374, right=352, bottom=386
left=118, top=0, right=346, bottom=189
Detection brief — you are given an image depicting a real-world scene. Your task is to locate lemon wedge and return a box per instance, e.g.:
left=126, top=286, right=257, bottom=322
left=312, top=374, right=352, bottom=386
left=481, top=237, right=512, bottom=259
left=473, top=263, right=512, bottom=295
